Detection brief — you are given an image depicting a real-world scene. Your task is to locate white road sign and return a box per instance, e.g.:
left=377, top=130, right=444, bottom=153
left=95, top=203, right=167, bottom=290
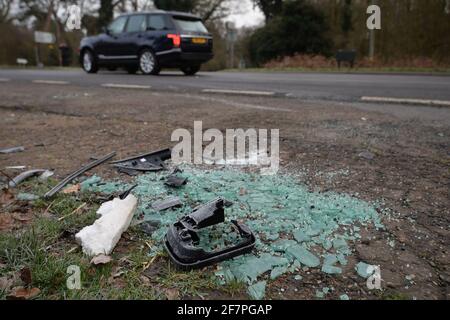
left=34, top=31, right=55, bottom=44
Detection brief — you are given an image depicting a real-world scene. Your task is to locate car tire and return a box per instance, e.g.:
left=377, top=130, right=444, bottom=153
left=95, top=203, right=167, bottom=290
left=138, top=49, right=160, bottom=75
left=181, top=65, right=200, bottom=76
left=81, top=50, right=98, bottom=74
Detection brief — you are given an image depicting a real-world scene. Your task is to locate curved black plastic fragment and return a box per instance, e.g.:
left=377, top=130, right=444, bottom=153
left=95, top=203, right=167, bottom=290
left=164, top=198, right=256, bottom=270
left=44, top=152, right=116, bottom=199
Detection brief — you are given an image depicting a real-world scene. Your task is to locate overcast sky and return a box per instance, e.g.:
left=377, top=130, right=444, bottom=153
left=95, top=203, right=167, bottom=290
left=226, top=0, right=264, bottom=28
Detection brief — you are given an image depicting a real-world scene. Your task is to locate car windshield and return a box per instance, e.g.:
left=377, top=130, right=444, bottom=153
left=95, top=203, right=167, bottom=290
left=173, top=17, right=208, bottom=33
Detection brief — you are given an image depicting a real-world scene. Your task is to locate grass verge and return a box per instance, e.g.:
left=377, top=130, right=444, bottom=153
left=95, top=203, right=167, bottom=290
left=0, top=178, right=246, bottom=300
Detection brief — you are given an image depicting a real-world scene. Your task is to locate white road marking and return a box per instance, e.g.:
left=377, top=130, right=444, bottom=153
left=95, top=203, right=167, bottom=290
left=361, top=96, right=450, bottom=107
left=176, top=93, right=292, bottom=112
left=0, top=78, right=10, bottom=82
left=32, top=80, right=69, bottom=85
left=202, top=89, right=276, bottom=96
left=101, top=83, right=151, bottom=89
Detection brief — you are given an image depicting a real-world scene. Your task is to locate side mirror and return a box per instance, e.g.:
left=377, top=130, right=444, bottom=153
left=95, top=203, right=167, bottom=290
left=102, top=26, right=110, bottom=35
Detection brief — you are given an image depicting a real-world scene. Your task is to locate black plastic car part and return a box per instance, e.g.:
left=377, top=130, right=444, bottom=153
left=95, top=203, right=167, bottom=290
left=152, top=196, right=182, bottom=211
left=164, top=197, right=256, bottom=269
left=111, top=148, right=171, bottom=172
left=165, top=174, right=188, bottom=188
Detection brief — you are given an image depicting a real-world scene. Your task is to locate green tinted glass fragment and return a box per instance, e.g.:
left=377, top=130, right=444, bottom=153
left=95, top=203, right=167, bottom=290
left=248, top=281, right=266, bottom=300
left=286, top=245, right=320, bottom=268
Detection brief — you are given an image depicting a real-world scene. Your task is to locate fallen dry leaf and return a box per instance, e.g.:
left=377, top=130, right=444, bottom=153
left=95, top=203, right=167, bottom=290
left=7, top=286, right=41, bottom=300
left=164, top=288, right=180, bottom=300
left=62, top=184, right=80, bottom=194
left=20, top=267, right=32, bottom=286
left=90, top=254, right=112, bottom=265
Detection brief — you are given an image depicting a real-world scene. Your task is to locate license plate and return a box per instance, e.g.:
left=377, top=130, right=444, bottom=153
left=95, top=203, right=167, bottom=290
left=192, top=38, right=207, bottom=44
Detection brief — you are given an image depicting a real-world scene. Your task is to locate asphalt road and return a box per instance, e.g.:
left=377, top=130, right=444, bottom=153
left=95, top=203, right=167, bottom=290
left=1, top=68, right=450, bottom=103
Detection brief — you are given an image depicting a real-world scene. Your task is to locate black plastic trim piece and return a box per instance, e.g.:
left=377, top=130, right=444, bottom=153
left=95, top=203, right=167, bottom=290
left=111, top=148, right=171, bottom=172
left=164, top=197, right=256, bottom=269
left=44, top=152, right=116, bottom=199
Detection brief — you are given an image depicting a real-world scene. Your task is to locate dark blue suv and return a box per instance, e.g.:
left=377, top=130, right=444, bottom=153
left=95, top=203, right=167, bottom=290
left=79, top=10, right=213, bottom=76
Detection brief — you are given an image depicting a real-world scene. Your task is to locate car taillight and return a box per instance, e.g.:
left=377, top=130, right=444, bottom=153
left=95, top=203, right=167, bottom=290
left=167, top=34, right=181, bottom=48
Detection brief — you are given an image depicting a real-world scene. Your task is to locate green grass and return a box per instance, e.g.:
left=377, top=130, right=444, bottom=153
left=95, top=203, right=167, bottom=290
left=0, top=178, right=246, bottom=300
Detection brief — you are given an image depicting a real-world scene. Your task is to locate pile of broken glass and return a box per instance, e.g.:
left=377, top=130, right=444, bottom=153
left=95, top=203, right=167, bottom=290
left=81, top=165, right=384, bottom=299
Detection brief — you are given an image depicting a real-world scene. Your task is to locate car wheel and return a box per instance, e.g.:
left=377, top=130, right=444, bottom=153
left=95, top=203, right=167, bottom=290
left=82, top=50, right=98, bottom=74
left=139, top=49, right=160, bottom=75
left=181, top=65, right=200, bottom=76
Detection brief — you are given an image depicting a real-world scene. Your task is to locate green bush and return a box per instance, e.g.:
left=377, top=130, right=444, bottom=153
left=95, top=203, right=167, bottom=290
left=249, top=0, right=331, bottom=66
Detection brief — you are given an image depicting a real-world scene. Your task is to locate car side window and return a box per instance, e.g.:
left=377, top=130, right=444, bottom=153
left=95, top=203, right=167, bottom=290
left=147, top=15, right=169, bottom=31
left=126, top=15, right=146, bottom=33
left=108, top=16, right=127, bottom=34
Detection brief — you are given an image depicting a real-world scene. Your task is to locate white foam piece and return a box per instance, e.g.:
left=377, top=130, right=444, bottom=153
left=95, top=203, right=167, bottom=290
left=75, top=195, right=137, bottom=257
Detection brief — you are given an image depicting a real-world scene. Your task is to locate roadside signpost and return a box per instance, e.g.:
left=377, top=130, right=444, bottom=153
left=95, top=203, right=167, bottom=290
left=34, top=31, right=56, bottom=44
left=226, top=22, right=237, bottom=69
left=34, top=31, right=56, bottom=67
left=16, top=58, right=28, bottom=67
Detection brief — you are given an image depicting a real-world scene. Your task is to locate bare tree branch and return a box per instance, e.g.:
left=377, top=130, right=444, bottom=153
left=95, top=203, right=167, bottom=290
left=0, top=0, right=11, bottom=21
left=201, top=0, right=225, bottom=21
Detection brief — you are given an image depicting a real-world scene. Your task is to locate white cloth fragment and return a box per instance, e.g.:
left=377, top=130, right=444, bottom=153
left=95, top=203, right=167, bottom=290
left=75, top=195, right=137, bottom=257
